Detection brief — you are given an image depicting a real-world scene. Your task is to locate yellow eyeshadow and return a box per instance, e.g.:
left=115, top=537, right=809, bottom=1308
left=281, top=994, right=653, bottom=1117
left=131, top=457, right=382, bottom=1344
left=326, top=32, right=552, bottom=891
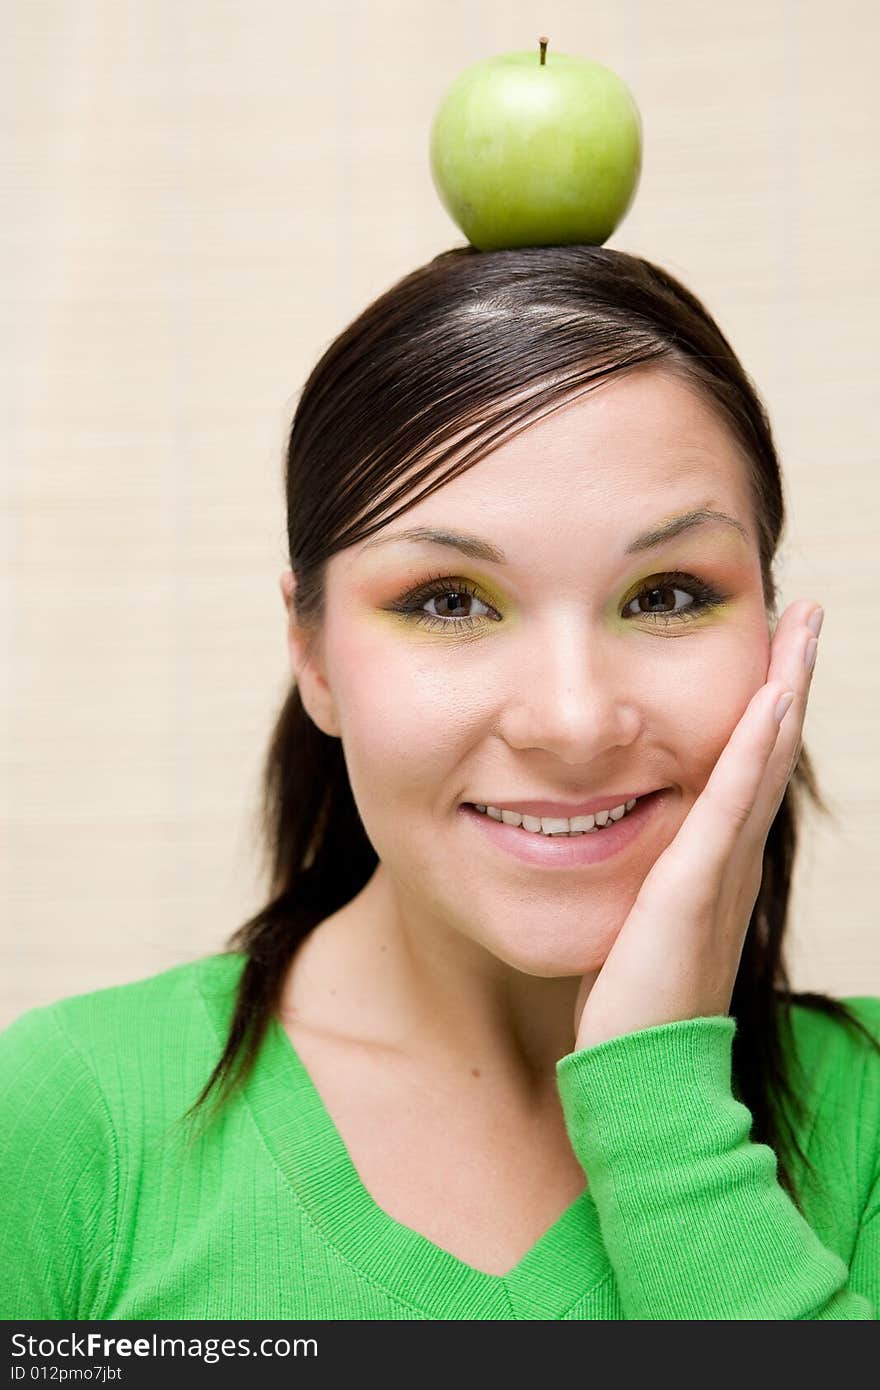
left=371, top=564, right=736, bottom=634
left=606, top=599, right=729, bottom=633
left=371, top=571, right=513, bottom=634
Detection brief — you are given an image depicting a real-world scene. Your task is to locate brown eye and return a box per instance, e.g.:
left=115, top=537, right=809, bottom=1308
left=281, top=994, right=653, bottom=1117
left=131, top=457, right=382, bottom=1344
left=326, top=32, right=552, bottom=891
left=629, top=583, right=691, bottom=616
left=387, top=574, right=501, bottom=633
left=425, top=588, right=488, bottom=620
left=622, top=572, right=727, bottom=625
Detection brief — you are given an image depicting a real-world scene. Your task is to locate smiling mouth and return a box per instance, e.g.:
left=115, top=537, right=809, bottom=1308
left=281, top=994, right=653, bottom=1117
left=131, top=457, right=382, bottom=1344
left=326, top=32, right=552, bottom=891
left=467, top=804, right=634, bottom=835
left=462, top=788, right=666, bottom=835
left=458, top=788, right=669, bottom=869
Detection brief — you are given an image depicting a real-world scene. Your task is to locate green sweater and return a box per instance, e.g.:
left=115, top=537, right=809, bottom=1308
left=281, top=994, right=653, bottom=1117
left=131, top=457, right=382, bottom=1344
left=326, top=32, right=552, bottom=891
left=1, top=952, right=878, bottom=1320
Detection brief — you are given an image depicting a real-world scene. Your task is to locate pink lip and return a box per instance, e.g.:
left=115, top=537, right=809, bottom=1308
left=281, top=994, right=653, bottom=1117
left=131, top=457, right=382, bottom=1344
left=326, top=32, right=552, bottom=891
left=459, top=789, right=669, bottom=869
left=465, top=789, right=665, bottom=819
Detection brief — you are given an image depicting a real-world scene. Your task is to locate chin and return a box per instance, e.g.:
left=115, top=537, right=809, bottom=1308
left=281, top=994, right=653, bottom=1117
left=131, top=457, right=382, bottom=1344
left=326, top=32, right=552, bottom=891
left=466, top=915, right=623, bottom=979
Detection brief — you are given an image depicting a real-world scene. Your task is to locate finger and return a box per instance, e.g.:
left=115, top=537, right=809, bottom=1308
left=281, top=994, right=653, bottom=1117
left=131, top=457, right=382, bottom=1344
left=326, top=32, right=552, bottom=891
left=657, top=678, right=792, bottom=886
left=745, top=600, right=822, bottom=835
left=645, top=599, right=821, bottom=896
left=698, top=598, right=822, bottom=858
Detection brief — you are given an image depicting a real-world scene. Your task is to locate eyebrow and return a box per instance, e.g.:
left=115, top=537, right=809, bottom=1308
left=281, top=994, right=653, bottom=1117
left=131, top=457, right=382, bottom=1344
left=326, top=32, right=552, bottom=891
left=358, top=508, right=750, bottom=565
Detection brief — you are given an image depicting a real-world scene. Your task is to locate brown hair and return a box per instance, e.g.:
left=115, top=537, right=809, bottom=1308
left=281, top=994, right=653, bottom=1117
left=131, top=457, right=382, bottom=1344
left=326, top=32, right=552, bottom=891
left=184, top=244, right=879, bottom=1211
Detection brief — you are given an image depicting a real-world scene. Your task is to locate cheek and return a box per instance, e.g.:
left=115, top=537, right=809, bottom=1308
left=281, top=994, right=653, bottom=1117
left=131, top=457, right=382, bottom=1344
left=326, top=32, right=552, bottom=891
left=323, top=620, right=469, bottom=801
left=657, top=619, right=771, bottom=789
left=324, top=603, right=772, bottom=810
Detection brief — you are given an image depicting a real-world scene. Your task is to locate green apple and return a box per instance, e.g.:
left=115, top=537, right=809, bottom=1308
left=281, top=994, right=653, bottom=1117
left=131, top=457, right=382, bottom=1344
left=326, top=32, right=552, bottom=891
left=429, top=36, right=642, bottom=250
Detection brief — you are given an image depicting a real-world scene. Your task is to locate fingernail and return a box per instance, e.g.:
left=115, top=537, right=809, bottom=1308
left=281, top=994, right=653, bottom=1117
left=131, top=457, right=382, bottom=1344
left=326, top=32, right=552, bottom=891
left=774, top=690, right=795, bottom=724
left=805, top=637, right=818, bottom=672
left=807, top=606, right=824, bottom=637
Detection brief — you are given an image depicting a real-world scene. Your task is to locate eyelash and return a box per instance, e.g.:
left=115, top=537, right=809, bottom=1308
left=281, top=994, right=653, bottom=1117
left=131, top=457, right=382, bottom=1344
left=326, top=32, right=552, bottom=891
left=386, top=570, right=728, bottom=634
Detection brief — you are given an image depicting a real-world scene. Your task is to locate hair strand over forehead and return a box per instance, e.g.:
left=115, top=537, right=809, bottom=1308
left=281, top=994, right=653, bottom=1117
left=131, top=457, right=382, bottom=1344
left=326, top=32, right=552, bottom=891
left=288, top=246, right=782, bottom=624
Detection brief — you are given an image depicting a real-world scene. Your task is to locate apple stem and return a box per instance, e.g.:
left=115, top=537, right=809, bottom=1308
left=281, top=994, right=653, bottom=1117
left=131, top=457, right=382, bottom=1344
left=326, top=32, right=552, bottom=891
left=538, top=35, right=548, bottom=65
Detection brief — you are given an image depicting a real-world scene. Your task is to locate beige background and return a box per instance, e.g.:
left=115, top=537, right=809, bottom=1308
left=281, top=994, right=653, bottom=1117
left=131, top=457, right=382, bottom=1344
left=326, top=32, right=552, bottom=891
left=3, top=0, right=878, bottom=1028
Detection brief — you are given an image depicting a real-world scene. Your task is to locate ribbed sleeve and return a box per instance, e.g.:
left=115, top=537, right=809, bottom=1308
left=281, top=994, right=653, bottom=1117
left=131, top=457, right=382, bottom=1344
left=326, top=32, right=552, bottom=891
left=0, top=1005, right=119, bottom=1319
left=555, top=1013, right=878, bottom=1319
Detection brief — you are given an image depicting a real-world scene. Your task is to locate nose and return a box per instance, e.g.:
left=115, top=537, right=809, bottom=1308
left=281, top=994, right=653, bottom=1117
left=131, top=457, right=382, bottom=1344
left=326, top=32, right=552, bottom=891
left=497, top=619, right=642, bottom=764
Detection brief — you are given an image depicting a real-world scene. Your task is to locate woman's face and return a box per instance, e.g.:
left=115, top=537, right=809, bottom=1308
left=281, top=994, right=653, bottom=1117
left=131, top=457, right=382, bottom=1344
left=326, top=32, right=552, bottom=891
left=293, top=365, right=773, bottom=977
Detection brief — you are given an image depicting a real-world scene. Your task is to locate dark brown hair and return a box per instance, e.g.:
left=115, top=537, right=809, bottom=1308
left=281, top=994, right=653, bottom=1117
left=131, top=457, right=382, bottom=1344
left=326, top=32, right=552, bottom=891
left=184, top=244, right=879, bottom=1210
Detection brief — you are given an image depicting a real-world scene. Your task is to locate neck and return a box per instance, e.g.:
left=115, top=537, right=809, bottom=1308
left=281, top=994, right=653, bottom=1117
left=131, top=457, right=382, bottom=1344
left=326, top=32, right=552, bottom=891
left=279, top=864, right=588, bottom=1102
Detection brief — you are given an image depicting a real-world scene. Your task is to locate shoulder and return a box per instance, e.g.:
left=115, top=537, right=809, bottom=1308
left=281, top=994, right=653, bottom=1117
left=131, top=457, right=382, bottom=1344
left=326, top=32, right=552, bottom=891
left=0, top=952, right=247, bottom=1129
left=2, top=951, right=243, bottom=1047
left=1, top=952, right=251, bottom=1320
left=784, top=993, right=880, bottom=1066
left=783, top=993, right=880, bottom=1100
left=781, top=993, right=880, bottom=1195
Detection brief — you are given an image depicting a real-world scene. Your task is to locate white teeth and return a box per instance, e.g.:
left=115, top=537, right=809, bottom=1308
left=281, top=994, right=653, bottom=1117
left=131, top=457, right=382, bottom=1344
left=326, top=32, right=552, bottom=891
left=540, top=817, right=571, bottom=835
left=471, top=797, right=641, bottom=835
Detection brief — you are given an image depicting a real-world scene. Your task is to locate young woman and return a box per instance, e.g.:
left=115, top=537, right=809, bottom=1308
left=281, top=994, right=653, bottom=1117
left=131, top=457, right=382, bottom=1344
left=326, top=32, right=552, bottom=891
left=2, top=246, right=878, bottom=1320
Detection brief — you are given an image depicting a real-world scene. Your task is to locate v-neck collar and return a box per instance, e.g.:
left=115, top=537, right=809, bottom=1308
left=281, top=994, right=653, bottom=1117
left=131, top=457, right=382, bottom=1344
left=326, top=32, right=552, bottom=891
left=197, top=952, right=608, bottom=1319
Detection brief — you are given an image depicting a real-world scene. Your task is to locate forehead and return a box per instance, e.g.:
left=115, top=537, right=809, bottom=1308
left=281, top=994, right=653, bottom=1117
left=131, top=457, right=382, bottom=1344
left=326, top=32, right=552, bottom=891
left=463, top=366, right=745, bottom=488
left=356, top=366, right=757, bottom=558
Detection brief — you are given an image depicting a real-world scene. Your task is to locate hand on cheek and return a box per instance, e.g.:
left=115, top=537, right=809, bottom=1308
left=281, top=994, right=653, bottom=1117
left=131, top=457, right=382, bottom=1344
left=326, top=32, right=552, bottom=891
left=573, top=598, right=822, bottom=1051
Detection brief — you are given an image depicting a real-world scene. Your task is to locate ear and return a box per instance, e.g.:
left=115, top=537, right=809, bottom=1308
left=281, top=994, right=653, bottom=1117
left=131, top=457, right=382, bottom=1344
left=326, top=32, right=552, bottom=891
left=279, top=569, right=341, bottom=738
